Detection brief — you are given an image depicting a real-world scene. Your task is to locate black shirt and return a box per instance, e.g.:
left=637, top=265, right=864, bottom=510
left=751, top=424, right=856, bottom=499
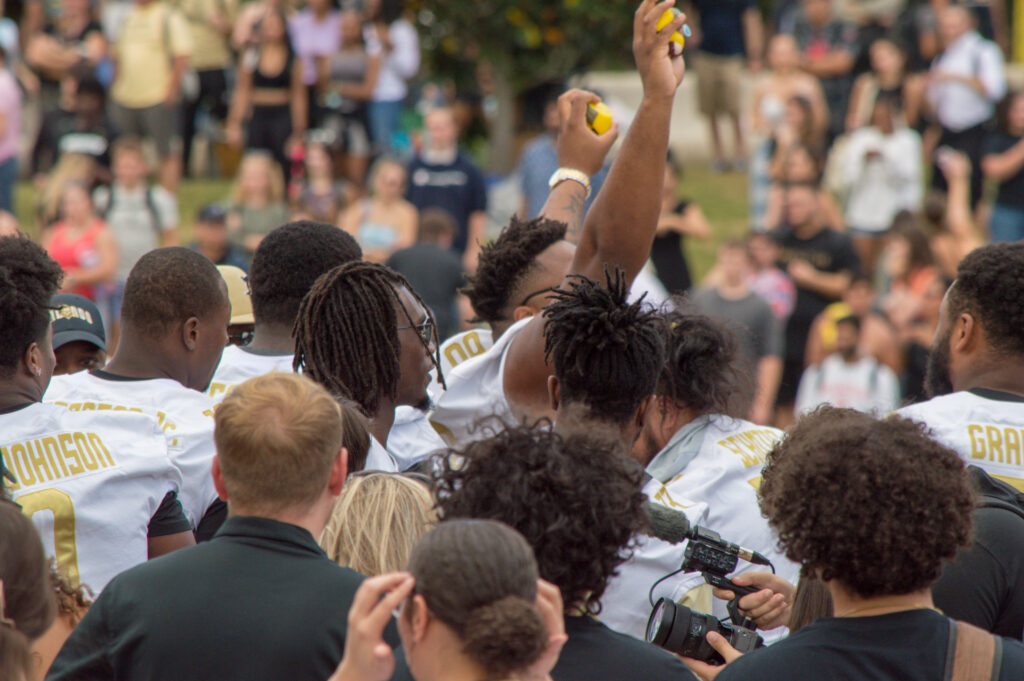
left=716, top=610, right=1024, bottom=681
left=933, top=467, right=1024, bottom=640
left=389, top=614, right=697, bottom=681
left=386, top=243, right=464, bottom=339
left=405, top=153, right=487, bottom=254
left=650, top=200, right=693, bottom=294
left=983, top=131, right=1024, bottom=208
left=47, top=516, right=395, bottom=681
left=774, top=225, right=860, bottom=364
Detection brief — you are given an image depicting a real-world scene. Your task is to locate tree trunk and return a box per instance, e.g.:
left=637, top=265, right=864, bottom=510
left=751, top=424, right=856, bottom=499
left=487, top=65, right=518, bottom=174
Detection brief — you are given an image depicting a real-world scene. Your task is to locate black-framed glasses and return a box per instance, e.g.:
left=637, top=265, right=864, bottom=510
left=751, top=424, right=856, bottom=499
left=398, top=319, right=434, bottom=345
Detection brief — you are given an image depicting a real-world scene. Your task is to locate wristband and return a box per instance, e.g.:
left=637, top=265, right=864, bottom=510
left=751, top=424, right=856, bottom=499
left=548, top=168, right=591, bottom=199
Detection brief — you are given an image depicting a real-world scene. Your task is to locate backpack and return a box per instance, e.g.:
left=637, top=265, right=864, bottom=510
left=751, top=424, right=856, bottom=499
left=97, top=185, right=163, bottom=235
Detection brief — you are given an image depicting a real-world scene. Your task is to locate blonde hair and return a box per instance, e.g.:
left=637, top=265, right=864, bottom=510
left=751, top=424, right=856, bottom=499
left=214, top=373, right=343, bottom=513
left=231, top=151, right=285, bottom=205
left=320, top=473, right=436, bottom=575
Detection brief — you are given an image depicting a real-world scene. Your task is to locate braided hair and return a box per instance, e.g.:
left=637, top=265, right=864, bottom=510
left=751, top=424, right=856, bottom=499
left=0, top=236, right=64, bottom=376
left=292, top=262, right=442, bottom=416
left=463, top=216, right=567, bottom=324
left=542, top=269, right=666, bottom=423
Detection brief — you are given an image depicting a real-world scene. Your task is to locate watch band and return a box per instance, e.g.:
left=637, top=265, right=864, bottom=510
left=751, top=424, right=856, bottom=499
left=548, top=168, right=592, bottom=200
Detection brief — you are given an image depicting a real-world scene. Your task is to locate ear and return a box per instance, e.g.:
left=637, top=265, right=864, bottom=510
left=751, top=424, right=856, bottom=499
left=24, top=342, right=44, bottom=378
left=547, top=375, right=560, bottom=411
left=511, top=306, right=537, bottom=323
left=410, top=593, right=430, bottom=643
left=328, top=447, right=349, bottom=496
left=952, top=312, right=978, bottom=354
left=182, top=317, right=201, bottom=352
left=212, top=456, right=229, bottom=501
left=635, top=394, right=656, bottom=432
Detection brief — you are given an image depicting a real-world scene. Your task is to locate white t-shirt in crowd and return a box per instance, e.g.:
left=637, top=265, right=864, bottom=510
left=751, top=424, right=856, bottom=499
left=46, top=371, right=219, bottom=527
left=1, top=402, right=183, bottom=593
left=430, top=317, right=531, bottom=446
left=601, top=414, right=801, bottom=642
left=795, top=354, right=901, bottom=416
left=368, top=18, right=419, bottom=103
left=207, top=345, right=295, bottom=403
left=899, top=388, right=1024, bottom=491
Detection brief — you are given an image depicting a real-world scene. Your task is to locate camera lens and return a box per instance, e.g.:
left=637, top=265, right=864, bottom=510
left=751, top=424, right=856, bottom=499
left=645, top=598, right=670, bottom=646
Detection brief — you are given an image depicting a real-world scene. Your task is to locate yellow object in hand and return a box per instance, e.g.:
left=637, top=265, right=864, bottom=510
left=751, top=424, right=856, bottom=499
left=586, top=102, right=613, bottom=135
left=656, top=8, right=690, bottom=50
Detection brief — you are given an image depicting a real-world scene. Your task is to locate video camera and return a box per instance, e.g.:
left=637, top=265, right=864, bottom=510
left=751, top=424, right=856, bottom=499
left=643, top=519, right=771, bottom=664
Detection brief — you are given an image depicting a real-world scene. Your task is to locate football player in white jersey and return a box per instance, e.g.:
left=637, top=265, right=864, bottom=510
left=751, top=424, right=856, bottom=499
left=207, top=221, right=363, bottom=403
left=293, top=262, right=446, bottom=472
left=600, top=311, right=801, bottom=640
left=899, top=242, right=1024, bottom=491
left=431, top=0, right=688, bottom=446
left=0, top=236, right=193, bottom=593
left=45, top=247, right=230, bottom=537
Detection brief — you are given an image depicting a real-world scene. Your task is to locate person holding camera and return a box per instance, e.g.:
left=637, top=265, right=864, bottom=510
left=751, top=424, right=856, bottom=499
left=600, top=311, right=800, bottom=641
left=683, top=407, right=1024, bottom=681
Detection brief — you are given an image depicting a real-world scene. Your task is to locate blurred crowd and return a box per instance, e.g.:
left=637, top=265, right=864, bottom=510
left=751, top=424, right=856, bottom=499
left=0, top=0, right=1021, bottom=426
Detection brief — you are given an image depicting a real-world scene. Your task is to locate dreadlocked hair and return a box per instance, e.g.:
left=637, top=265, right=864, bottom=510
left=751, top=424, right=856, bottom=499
left=462, top=215, right=567, bottom=324
left=292, top=261, right=442, bottom=416
left=542, top=268, right=666, bottom=423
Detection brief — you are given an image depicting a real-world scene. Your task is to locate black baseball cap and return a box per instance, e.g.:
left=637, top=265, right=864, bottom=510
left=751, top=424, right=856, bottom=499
left=198, top=203, right=228, bottom=223
left=50, top=294, right=106, bottom=352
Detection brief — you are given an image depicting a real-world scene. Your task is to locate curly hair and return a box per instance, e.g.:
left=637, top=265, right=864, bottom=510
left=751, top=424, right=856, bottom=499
left=249, top=220, right=362, bottom=328
left=543, top=269, right=665, bottom=423
left=462, top=215, right=567, bottom=324
left=0, top=236, right=63, bottom=376
left=759, top=407, right=976, bottom=599
left=947, top=242, right=1024, bottom=357
left=657, top=304, right=753, bottom=417
left=434, top=423, right=648, bottom=614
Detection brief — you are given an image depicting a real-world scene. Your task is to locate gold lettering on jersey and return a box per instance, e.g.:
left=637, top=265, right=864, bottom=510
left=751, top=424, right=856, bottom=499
left=443, top=331, right=488, bottom=369
left=717, top=429, right=780, bottom=468
left=0, top=432, right=119, bottom=491
left=50, top=401, right=176, bottom=435
left=967, top=423, right=1024, bottom=467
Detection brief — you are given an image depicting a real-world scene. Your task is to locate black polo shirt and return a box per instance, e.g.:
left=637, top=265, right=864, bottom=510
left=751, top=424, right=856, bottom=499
left=47, top=516, right=397, bottom=681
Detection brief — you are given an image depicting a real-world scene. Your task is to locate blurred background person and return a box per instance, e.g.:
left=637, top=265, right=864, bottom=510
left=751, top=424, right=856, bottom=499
left=320, top=471, right=436, bottom=576
left=982, top=90, right=1024, bottom=243
left=846, top=37, right=924, bottom=132
left=189, top=203, right=251, bottom=271
left=232, top=0, right=293, bottom=51
left=365, top=0, right=419, bottom=155
left=177, top=0, right=237, bottom=178
left=649, top=152, right=709, bottom=295
left=43, top=182, right=117, bottom=303
left=794, top=314, right=900, bottom=415
left=386, top=208, right=464, bottom=341
left=926, top=149, right=983, bottom=277
left=0, top=45, right=20, bottom=213
left=226, top=150, right=290, bottom=254
left=23, top=0, right=107, bottom=109
left=292, top=139, right=355, bottom=223
left=226, top=8, right=306, bottom=178
left=31, top=73, right=115, bottom=187
left=289, top=0, right=339, bottom=130
left=687, top=0, right=763, bottom=172
left=107, top=0, right=191, bottom=191
left=317, top=9, right=381, bottom=188
left=405, top=107, right=487, bottom=272
left=340, top=157, right=417, bottom=263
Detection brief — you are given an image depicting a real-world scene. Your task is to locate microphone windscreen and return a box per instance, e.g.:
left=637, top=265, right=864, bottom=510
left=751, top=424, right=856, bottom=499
left=643, top=501, right=692, bottom=545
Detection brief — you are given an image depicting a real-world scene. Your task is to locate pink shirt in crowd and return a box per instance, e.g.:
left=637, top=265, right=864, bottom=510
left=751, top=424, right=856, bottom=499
left=288, top=9, right=340, bottom=86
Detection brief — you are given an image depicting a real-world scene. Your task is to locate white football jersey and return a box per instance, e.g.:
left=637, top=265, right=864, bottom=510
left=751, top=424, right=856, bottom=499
left=795, top=355, right=900, bottom=416
left=601, top=414, right=800, bottom=642
left=366, top=435, right=399, bottom=472
left=206, top=345, right=295, bottom=403
left=1, top=403, right=182, bottom=593
left=430, top=317, right=531, bottom=446
left=428, top=328, right=493, bottom=400
left=45, top=371, right=219, bottom=527
left=388, top=406, right=447, bottom=470
left=899, top=389, right=1024, bottom=491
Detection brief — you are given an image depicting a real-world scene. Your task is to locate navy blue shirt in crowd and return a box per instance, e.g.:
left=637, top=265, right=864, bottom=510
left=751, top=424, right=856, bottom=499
left=405, top=152, right=487, bottom=254
left=693, top=0, right=753, bottom=56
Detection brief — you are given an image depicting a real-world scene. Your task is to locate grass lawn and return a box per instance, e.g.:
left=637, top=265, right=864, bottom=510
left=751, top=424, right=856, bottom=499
left=13, top=164, right=749, bottom=279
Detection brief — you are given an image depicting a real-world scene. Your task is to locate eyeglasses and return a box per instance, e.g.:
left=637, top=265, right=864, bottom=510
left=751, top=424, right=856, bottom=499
left=519, top=285, right=557, bottom=308
left=398, top=319, right=434, bottom=345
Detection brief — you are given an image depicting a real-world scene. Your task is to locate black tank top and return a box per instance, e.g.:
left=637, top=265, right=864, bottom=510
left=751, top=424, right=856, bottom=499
left=251, top=48, right=294, bottom=90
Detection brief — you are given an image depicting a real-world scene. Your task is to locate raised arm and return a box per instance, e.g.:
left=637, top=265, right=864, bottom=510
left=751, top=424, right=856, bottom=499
left=504, top=0, right=686, bottom=418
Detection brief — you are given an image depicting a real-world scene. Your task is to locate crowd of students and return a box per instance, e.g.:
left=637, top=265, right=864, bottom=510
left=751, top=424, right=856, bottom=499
left=2, top=1, right=1024, bottom=681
